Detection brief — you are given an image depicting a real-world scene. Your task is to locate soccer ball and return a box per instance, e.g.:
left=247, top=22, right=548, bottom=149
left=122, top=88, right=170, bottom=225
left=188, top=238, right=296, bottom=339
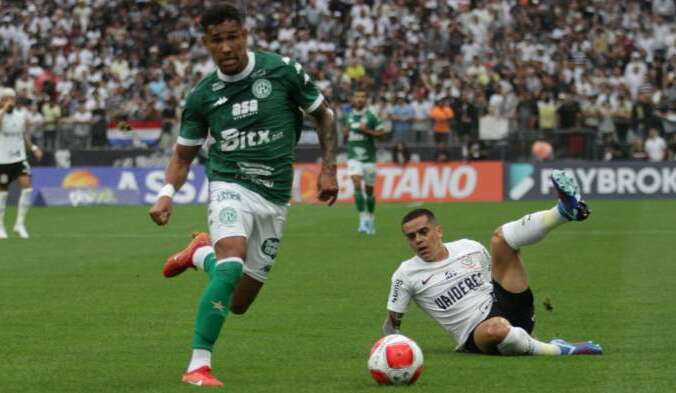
left=367, top=334, right=424, bottom=385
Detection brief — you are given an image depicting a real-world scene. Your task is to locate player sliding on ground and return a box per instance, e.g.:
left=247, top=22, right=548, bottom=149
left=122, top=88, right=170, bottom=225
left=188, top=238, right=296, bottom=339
left=383, top=170, right=602, bottom=355
left=148, top=3, right=338, bottom=387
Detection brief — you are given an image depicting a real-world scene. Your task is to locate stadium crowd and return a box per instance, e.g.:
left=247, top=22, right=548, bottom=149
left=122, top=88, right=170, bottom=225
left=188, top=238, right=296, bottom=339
left=2, top=0, right=676, bottom=161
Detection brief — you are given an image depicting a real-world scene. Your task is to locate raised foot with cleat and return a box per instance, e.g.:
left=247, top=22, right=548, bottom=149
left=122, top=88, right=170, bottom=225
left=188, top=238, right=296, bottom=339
left=163, top=232, right=210, bottom=278
left=550, top=170, right=591, bottom=221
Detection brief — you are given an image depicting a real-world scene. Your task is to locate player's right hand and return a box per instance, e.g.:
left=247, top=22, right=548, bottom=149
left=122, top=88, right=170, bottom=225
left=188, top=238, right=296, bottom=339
left=317, top=164, right=338, bottom=206
left=149, top=196, right=173, bottom=226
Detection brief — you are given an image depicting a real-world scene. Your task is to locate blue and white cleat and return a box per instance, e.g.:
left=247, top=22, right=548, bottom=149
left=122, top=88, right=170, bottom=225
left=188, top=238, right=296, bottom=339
left=367, top=217, right=376, bottom=235
left=550, top=338, right=603, bottom=355
left=551, top=170, right=590, bottom=221
left=358, top=215, right=369, bottom=234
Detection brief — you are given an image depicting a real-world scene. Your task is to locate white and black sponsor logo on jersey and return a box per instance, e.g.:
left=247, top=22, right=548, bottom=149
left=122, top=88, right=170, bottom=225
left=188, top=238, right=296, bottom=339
left=232, top=99, right=258, bottom=120
left=433, top=272, right=485, bottom=310
left=219, top=128, right=271, bottom=152
left=391, top=279, right=404, bottom=303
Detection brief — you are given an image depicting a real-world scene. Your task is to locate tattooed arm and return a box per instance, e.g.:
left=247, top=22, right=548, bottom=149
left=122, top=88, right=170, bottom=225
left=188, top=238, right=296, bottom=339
left=383, top=311, right=404, bottom=335
left=308, top=100, right=338, bottom=205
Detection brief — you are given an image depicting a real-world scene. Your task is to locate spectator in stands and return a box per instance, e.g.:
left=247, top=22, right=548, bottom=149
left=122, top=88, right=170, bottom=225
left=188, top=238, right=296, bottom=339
left=633, top=92, right=661, bottom=138
left=430, top=97, right=454, bottom=159
left=537, top=92, right=557, bottom=141
left=69, top=103, right=94, bottom=149
left=613, top=92, right=634, bottom=143
left=41, top=96, right=62, bottom=150
left=645, top=127, right=667, bottom=161
left=1, top=0, right=676, bottom=162
left=516, top=90, right=538, bottom=131
left=410, top=94, right=432, bottom=145
left=455, top=88, right=479, bottom=146
left=389, top=95, right=414, bottom=146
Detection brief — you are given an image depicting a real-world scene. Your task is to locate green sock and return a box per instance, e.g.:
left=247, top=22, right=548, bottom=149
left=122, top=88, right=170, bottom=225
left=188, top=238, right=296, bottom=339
left=192, top=255, right=243, bottom=350
left=366, top=194, right=375, bottom=214
left=354, top=190, right=365, bottom=212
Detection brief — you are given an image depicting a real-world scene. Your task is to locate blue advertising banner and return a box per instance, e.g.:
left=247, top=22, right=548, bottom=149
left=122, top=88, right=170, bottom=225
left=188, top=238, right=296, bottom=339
left=31, top=166, right=208, bottom=205
left=38, top=187, right=141, bottom=206
left=507, top=161, right=676, bottom=200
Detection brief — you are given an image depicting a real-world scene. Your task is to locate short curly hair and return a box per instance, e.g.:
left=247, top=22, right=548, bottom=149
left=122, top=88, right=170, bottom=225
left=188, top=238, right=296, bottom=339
left=200, top=2, right=243, bottom=31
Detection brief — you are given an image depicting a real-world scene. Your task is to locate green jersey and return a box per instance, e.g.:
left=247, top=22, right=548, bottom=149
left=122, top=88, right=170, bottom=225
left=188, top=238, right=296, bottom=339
left=344, top=109, right=382, bottom=163
left=178, top=51, right=324, bottom=204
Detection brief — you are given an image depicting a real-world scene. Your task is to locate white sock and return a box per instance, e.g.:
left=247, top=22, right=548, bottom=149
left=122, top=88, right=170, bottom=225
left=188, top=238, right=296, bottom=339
left=496, top=326, right=561, bottom=356
left=0, top=191, right=7, bottom=228
left=501, top=206, right=567, bottom=250
left=187, top=348, right=212, bottom=372
left=193, top=246, right=215, bottom=271
left=15, top=188, right=32, bottom=227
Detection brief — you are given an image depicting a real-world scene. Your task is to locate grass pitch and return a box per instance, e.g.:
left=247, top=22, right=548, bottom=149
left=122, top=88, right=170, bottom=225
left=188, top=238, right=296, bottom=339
left=1, top=200, right=675, bottom=393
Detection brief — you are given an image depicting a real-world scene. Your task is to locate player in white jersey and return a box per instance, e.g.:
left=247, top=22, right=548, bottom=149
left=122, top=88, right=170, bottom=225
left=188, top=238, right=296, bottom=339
left=0, top=88, right=43, bottom=239
left=383, top=170, right=603, bottom=356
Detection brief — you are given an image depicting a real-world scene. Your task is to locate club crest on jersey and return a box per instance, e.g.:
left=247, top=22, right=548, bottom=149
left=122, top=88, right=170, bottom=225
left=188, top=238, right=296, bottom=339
left=252, top=79, right=272, bottom=99
left=218, top=207, right=238, bottom=226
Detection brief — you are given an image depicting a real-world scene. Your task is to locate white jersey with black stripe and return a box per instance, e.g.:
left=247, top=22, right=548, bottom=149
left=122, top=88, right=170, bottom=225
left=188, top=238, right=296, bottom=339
left=0, top=109, right=28, bottom=164
left=387, top=239, right=494, bottom=349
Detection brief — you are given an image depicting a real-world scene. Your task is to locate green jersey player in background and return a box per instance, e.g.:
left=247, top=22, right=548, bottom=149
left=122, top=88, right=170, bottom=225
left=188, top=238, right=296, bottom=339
left=148, top=3, right=338, bottom=387
left=342, top=89, right=384, bottom=234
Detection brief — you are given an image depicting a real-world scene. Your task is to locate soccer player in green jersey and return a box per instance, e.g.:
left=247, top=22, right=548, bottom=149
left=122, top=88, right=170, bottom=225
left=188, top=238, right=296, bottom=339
left=148, top=3, right=338, bottom=387
left=342, top=89, right=384, bottom=234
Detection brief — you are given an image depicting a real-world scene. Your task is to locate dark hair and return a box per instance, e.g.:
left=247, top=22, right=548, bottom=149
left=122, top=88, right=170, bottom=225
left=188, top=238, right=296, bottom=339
left=200, top=3, right=244, bottom=31
left=401, top=208, right=436, bottom=226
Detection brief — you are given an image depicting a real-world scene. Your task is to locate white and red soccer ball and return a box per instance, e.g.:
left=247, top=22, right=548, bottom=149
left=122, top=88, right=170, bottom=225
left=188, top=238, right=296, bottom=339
left=368, top=334, right=424, bottom=385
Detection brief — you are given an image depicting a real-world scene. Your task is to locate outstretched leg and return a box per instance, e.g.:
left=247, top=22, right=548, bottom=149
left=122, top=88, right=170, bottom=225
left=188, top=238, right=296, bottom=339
left=492, top=169, right=590, bottom=293
left=471, top=170, right=600, bottom=356
left=473, top=317, right=602, bottom=355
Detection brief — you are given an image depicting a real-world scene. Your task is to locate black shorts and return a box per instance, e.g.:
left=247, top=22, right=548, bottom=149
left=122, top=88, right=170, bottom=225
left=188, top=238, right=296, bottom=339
left=463, top=280, right=535, bottom=353
left=0, top=160, right=31, bottom=186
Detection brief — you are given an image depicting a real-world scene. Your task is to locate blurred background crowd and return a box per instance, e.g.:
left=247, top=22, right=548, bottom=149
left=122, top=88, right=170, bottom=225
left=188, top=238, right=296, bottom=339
left=2, top=0, right=676, bottom=162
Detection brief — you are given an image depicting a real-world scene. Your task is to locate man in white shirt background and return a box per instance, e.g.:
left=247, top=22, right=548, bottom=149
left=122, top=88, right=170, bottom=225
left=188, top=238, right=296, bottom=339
left=0, top=88, right=43, bottom=239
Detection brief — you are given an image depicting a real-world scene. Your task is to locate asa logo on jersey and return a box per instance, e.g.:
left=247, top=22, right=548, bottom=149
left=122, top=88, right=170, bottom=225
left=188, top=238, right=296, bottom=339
left=220, top=128, right=271, bottom=152
left=232, top=99, right=258, bottom=120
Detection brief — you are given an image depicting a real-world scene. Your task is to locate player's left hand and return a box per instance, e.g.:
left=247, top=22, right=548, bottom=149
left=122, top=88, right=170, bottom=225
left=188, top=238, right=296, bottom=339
left=317, top=164, right=338, bottom=206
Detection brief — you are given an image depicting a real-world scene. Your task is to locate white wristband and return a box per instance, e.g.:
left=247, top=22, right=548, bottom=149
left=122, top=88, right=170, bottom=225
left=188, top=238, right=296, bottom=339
left=158, top=184, right=176, bottom=199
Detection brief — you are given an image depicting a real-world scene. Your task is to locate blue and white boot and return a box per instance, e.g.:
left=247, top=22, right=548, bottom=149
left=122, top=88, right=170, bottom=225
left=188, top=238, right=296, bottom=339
left=358, top=213, right=369, bottom=234
left=366, top=214, right=376, bottom=235
left=551, top=170, right=590, bottom=221
left=550, top=338, right=603, bottom=355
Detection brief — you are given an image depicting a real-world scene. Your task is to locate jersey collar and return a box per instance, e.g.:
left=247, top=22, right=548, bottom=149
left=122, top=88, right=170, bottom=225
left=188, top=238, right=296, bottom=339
left=216, top=51, right=255, bottom=83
